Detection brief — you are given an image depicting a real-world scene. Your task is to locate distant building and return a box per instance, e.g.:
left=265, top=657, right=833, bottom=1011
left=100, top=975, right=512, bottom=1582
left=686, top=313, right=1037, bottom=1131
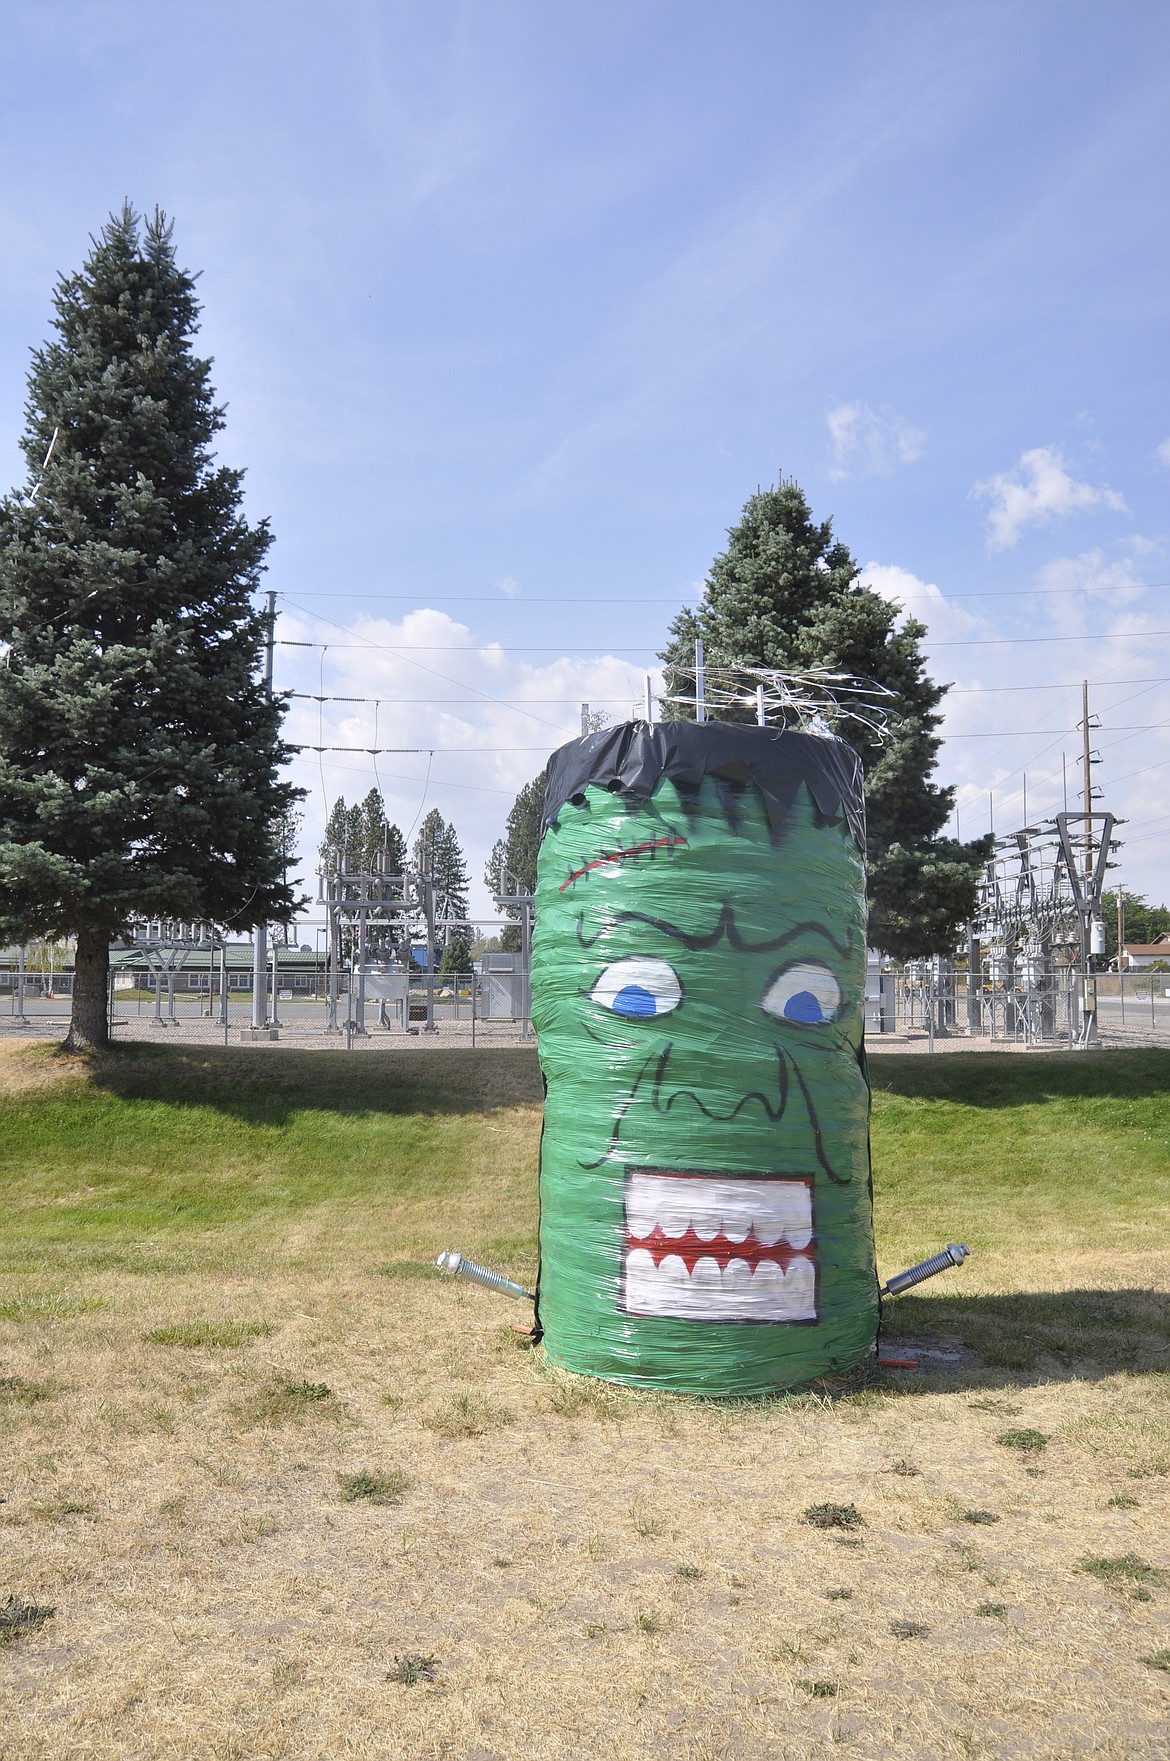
left=1117, top=934, right=1170, bottom=971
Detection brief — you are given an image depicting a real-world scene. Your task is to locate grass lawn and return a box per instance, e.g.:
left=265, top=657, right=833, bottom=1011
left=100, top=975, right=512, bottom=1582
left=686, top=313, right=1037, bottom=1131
left=0, top=1039, right=1168, bottom=1760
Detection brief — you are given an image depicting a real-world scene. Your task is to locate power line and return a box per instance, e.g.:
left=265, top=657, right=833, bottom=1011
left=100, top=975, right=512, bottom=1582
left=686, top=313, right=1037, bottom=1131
left=945, top=724, right=1169, bottom=738
left=276, top=580, right=1170, bottom=606
left=277, top=629, right=1170, bottom=653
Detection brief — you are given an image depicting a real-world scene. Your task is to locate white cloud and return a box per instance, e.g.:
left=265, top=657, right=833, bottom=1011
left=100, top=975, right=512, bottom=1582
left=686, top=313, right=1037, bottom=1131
left=826, top=402, right=924, bottom=478
left=496, top=575, right=521, bottom=597
left=1034, top=549, right=1148, bottom=630
left=859, top=562, right=983, bottom=643
left=972, top=446, right=1127, bottom=550
left=277, top=606, right=659, bottom=922
left=1157, top=438, right=1170, bottom=469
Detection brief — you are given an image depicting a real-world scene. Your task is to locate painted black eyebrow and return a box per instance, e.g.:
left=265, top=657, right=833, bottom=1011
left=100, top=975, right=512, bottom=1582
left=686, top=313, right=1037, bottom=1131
left=575, top=902, right=854, bottom=960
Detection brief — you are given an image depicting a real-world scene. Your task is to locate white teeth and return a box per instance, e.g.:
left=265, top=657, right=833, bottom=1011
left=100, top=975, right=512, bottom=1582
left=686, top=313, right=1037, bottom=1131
left=624, top=1172, right=812, bottom=1250
left=623, top=1250, right=816, bottom=1322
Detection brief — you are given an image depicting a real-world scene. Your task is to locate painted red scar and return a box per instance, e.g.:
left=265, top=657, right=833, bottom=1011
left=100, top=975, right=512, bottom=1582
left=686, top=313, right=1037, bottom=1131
left=620, top=1169, right=817, bottom=1323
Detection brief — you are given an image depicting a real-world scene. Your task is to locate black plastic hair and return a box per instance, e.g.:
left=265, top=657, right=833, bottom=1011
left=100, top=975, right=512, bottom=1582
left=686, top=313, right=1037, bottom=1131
left=541, top=721, right=865, bottom=849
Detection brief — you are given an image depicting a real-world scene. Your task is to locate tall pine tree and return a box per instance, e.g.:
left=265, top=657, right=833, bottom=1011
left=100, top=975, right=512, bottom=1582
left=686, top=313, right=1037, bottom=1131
left=318, top=790, right=406, bottom=876
left=0, top=207, right=300, bottom=1048
left=660, top=480, right=990, bottom=959
left=485, top=768, right=544, bottom=953
left=413, top=808, right=470, bottom=949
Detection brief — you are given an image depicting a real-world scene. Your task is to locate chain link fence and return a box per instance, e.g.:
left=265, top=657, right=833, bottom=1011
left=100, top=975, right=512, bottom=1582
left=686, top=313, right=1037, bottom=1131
left=5, top=958, right=1169, bottom=1052
left=878, top=965, right=1170, bottom=1051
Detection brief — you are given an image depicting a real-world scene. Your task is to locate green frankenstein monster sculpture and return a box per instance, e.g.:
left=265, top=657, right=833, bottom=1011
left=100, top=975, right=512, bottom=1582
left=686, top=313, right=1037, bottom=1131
left=530, top=721, right=876, bottom=1395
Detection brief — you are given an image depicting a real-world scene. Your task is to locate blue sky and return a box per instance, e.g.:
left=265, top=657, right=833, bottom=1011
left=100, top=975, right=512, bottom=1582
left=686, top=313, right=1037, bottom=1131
left=2, top=2, right=1168, bottom=921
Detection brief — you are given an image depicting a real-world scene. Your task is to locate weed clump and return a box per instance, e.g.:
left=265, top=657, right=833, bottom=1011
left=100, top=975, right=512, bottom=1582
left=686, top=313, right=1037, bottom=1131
left=336, top=1469, right=410, bottom=1506
left=0, top=1597, right=55, bottom=1647
left=423, top=1393, right=514, bottom=1439
left=388, top=1652, right=437, bottom=1685
left=803, top=1502, right=864, bottom=1531
left=674, top=1563, right=703, bottom=1581
left=235, top=1377, right=339, bottom=1428
left=962, top=1509, right=1000, bottom=1525
left=1079, top=1554, right=1165, bottom=1599
left=1142, top=1649, right=1170, bottom=1674
left=997, top=1428, right=1049, bottom=1453
left=976, top=1601, right=1008, bottom=1619
left=890, top=1619, right=929, bottom=1640
left=797, top=1679, right=838, bottom=1697
left=0, top=1376, right=57, bottom=1405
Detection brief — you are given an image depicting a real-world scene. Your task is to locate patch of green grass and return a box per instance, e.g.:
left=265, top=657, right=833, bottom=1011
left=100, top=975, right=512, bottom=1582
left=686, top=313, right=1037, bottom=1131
left=1107, top=1494, right=1140, bottom=1509
left=0, top=1375, right=58, bottom=1405
left=0, top=1289, right=102, bottom=1322
left=1079, top=1553, right=1166, bottom=1597
left=31, top=1495, right=94, bottom=1521
left=825, top=1587, right=853, bottom=1601
left=0, top=1046, right=543, bottom=1260
left=674, top=1563, right=703, bottom=1581
left=233, top=1377, right=339, bottom=1428
left=797, top=1679, right=838, bottom=1698
left=803, top=1502, right=864, bottom=1531
left=374, top=1260, right=444, bottom=1282
left=997, top=1428, right=1049, bottom=1453
left=634, top=1608, right=663, bottom=1635
left=962, top=1510, right=1000, bottom=1525
left=423, top=1392, right=515, bottom=1439
left=976, top=1601, right=1008, bottom=1619
left=1142, top=1649, right=1170, bottom=1674
left=0, top=1596, right=55, bottom=1646
left=336, top=1468, right=411, bottom=1506
left=870, top=1051, right=1170, bottom=1256
left=144, top=1319, right=274, bottom=1348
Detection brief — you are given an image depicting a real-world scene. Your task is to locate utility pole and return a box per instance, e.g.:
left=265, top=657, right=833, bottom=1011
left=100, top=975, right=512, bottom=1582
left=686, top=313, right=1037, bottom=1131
left=1116, top=883, right=1125, bottom=971
left=247, top=589, right=279, bottom=1040
left=1081, top=680, right=1093, bottom=882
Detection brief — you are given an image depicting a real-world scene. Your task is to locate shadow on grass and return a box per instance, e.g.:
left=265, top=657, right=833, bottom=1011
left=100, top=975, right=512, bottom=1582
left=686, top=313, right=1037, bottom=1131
left=868, top=1047, right=1170, bottom=1108
left=878, top=1285, right=1170, bottom=1387
left=75, top=1040, right=545, bottom=1124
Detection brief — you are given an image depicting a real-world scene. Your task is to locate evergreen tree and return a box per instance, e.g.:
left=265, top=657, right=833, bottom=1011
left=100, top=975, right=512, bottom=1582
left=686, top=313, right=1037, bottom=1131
left=413, top=808, right=469, bottom=947
left=434, top=822, right=470, bottom=930
left=0, top=207, right=300, bottom=1048
left=438, top=933, right=472, bottom=975
left=319, top=798, right=361, bottom=874
left=486, top=768, right=544, bottom=953
left=660, top=480, right=990, bottom=959
left=318, top=790, right=406, bottom=875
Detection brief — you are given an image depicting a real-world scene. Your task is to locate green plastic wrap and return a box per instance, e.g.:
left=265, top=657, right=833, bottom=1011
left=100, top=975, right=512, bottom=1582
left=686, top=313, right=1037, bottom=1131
left=531, top=722, right=876, bottom=1394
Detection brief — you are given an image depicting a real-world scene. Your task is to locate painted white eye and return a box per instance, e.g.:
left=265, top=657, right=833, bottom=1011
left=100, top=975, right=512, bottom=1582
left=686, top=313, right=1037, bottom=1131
left=761, top=961, right=841, bottom=1026
left=590, top=958, right=682, bottom=1020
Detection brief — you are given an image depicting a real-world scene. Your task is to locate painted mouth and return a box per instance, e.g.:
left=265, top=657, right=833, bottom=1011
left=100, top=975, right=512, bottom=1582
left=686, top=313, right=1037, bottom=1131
left=620, top=1170, right=816, bottom=1323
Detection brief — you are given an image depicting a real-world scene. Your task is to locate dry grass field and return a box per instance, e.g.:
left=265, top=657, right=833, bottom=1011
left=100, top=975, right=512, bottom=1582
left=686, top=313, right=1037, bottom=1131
left=1, top=1038, right=1168, bottom=1760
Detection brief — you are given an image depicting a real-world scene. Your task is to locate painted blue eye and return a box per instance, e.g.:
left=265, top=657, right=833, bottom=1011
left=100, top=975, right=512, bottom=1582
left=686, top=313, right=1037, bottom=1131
left=761, top=961, right=841, bottom=1026
left=590, top=958, right=682, bottom=1019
